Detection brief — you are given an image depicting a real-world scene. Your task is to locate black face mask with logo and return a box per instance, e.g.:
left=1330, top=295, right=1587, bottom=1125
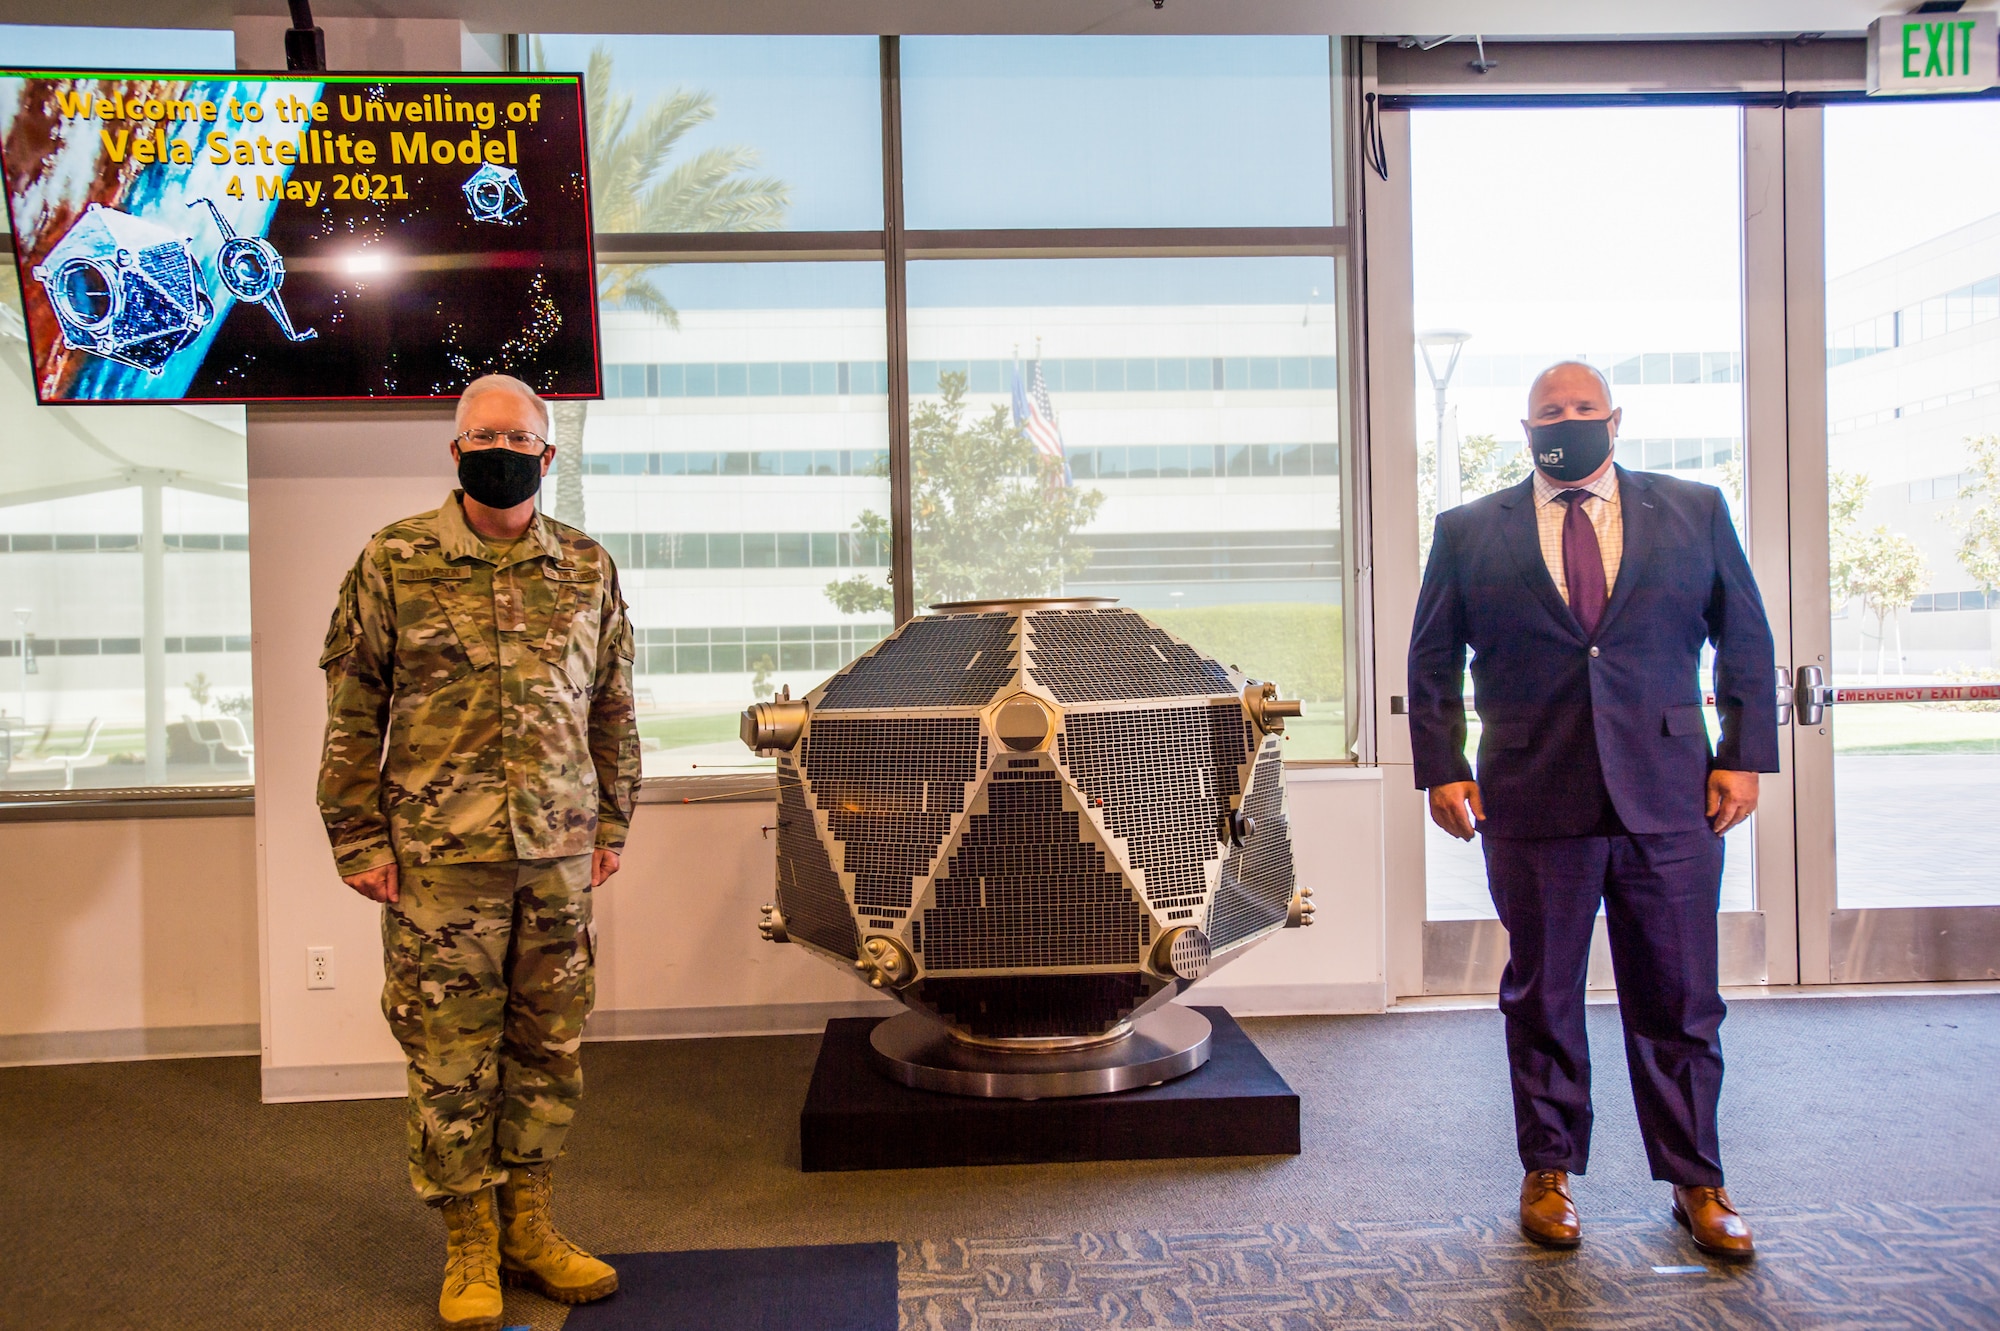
left=1529, top=416, right=1613, bottom=483
left=458, top=447, right=544, bottom=509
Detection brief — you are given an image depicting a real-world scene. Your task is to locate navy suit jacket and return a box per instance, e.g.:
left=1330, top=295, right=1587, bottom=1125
left=1407, top=466, right=1781, bottom=838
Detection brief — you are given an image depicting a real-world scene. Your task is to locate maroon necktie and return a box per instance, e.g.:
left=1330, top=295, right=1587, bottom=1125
left=1558, top=489, right=1607, bottom=636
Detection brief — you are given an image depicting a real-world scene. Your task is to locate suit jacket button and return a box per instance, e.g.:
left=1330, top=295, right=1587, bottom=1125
left=1588, top=645, right=1601, bottom=657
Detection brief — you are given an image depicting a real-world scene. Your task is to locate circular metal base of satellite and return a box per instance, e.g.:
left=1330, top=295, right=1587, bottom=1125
left=868, top=1004, right=1212, bottom=1100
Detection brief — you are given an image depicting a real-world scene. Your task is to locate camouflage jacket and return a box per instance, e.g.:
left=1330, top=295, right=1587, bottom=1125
left=317, top=493, right=640, bottom=874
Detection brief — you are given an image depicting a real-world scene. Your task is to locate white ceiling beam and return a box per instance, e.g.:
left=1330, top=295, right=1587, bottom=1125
left=0, top=1, right=1888, bottom=40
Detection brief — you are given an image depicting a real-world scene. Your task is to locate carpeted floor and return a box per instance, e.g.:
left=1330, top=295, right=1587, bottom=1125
left=3, top=994, right=1995, bottom=1329
left=902, top=1207, right=2000, bottom=1328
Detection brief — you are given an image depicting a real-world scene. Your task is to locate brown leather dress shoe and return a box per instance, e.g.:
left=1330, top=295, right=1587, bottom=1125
left=1673, top=1185, right=1755, bottom=1261
left=1519, top=1169, right=1581, bottom=1248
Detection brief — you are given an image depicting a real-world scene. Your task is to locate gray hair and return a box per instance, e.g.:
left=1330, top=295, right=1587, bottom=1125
left=455, top=374, right=551, bottom=435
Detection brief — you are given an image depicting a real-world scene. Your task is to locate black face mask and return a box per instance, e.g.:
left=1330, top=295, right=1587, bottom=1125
left=458, top=447, right=544, bottom=509
left=1529, top=416, right=1613, bottom=483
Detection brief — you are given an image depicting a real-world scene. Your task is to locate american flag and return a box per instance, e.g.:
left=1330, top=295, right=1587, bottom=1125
left=1012, top=357, right=1071, bottom=485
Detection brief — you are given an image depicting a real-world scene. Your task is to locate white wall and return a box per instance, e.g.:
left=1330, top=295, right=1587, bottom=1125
left=232, top=16, right=499, bottom=74
left=247, top=409, right=465, bottom=1100
left=0, top=814, right=259, bottom=1063
left=1191, top=766, right=1385, bottom=1013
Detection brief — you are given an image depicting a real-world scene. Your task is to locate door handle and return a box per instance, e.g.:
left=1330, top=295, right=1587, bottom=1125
left=1774, top=666, right=1795, bottom=726
left=1795, top=664, right=1828, bottom=726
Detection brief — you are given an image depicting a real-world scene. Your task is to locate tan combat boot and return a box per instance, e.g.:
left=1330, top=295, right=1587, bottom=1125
left=498, top=1162, right=619, bottom=1304
left=437, top=1190, right=504, bottom=1331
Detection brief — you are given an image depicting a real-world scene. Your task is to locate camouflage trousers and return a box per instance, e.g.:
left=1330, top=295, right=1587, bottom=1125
left=381, top=855, right=595, bottom=1203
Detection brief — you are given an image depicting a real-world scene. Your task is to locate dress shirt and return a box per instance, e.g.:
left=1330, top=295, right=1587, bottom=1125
left=1533, top=464, right=1623, bottom=606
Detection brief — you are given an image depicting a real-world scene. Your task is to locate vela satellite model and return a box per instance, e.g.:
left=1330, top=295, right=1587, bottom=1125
left=743, top=598, right=1312, bottom=1098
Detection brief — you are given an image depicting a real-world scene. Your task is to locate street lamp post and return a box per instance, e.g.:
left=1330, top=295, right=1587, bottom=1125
left=1418, top=329, right=1473, bottom=512
left=12, top=608, right=28, bottom=731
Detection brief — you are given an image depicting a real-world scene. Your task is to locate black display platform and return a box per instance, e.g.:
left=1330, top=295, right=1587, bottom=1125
left=799, top=1005, right=1299, bottom=1172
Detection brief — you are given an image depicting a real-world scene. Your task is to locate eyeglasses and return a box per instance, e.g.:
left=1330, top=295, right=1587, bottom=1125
left=456, top=428, right=548, bottom=454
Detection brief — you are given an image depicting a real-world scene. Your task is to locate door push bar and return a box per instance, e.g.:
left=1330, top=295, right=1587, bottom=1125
left=1792, top=664, right=2000, bottom=725
left=1686, top=667, right=1798, bottom=725
left=1389, top=666, right=1799, bottom=723
left=1387, top=667, right=1994, bottom=729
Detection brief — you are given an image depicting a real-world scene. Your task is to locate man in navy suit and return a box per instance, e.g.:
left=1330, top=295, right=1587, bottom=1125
left=1408, top=361, right=1779, bottom=1260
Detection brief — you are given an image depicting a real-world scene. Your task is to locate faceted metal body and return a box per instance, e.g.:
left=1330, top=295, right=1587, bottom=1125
left=462, top=164, right=527, bottom=225
left=750, top=598, right=1304, bottom=1047
left=31, top=203, right=211, bottom=374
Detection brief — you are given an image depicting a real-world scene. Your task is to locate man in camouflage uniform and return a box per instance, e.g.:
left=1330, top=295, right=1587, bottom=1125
left=317, top=374, right=640, bottom=1331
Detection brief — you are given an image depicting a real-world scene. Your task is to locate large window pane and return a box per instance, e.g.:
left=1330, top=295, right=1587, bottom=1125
left=1, top=22, right=247, bottom=793
left=528, top=35, right=883, bottom=231
left=1, top=266, right=251, bottom=791
left=1824, top=101, right=2000, bottom=908
left=904, top=256, right=1349, bottom=758
left=902, top=37, right=1336, bottom=230
left=567, top=262, right=891, bottom=776
left=1410, top=107, right=1750, bottom=919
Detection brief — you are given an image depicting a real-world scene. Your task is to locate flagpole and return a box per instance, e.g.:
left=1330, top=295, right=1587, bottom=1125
left=880, top=35, right=915, bottom=625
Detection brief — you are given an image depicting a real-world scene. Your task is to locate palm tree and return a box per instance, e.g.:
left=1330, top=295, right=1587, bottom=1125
left=530, top=41, right=791, bottom=526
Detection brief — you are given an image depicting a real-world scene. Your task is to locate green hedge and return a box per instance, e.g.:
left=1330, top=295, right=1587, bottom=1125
left=1149, top=602, right=1344, bottom=702
left=638, top=711, right=743, bottom=750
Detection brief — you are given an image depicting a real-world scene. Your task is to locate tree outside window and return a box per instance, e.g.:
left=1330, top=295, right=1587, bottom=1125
left=1828, top=467, right=1871, bottom=613
left=1950, top=435, right=2000, bottom=597
left=1850, top=524, right=1928, bottom=680
left=825, top=372, right=1105, bottom=614
left=1417, top=432, right=1530, bottom=566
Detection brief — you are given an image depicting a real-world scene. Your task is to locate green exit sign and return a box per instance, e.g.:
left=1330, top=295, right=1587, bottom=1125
left=1869, top=11, right=1999, bottom=94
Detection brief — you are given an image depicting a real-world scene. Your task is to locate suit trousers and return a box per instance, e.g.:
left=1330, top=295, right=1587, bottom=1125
left=381, top=855, right=597, bottom=1202
left=1481, top=828, right=1727, bottom=1186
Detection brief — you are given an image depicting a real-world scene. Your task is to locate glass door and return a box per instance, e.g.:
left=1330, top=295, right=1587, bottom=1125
left=1404, top=103, right=1772, bottom=993
left=1806, top=98, right=2000, bottom=981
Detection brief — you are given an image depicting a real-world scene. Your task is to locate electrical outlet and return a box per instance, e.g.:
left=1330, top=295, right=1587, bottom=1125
left=307, top=946, right=334, bottom=990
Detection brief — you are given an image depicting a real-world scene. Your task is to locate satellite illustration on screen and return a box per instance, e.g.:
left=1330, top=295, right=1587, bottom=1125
left=0, top=70, right=600, bottom=403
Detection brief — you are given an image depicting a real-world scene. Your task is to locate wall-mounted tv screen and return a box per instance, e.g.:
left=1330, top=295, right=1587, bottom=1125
left=0, top=70, right=600, bottom=404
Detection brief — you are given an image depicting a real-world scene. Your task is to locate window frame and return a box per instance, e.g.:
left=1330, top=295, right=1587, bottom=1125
left=0, top=32, right=1367, bottom=813
left=0, top=264, right=254, bottom=815
left=0, top=26, right=254, bottom=812
left=569, top=33, right=1367, bottom=796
